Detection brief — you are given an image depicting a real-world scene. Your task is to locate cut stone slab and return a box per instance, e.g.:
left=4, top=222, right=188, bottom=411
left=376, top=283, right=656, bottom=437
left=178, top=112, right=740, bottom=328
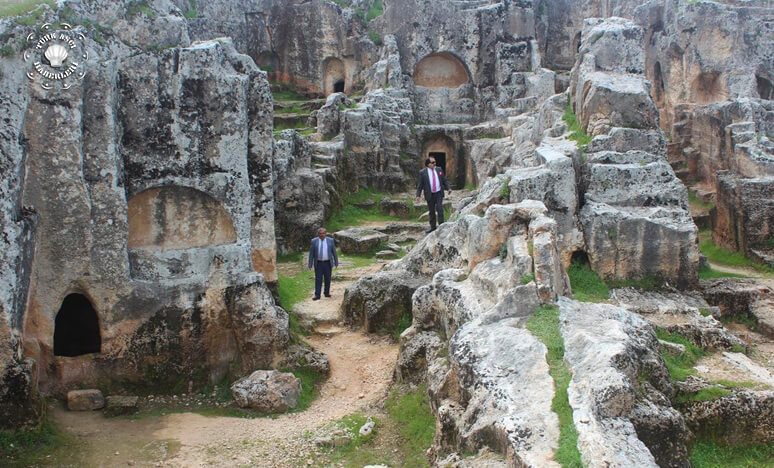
left=231, top=370, right=301, bottom=412
left=104, top=396, right=139, bottom=416
left=334, top=228, right=388, bottom=254
left=375, top=250, right=398, bottom=259
left=67, top=389, right=105, bottom=411
left=379, top=198, right=410, bottom=217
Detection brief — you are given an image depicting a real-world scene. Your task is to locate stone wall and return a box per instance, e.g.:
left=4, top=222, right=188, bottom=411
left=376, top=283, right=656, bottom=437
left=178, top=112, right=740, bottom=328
left=0, top=0, right=288, bottom=415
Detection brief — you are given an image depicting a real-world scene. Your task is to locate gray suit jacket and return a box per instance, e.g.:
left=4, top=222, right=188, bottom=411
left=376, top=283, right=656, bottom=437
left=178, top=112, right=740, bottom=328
left=308, top=236, right=338, bottom=268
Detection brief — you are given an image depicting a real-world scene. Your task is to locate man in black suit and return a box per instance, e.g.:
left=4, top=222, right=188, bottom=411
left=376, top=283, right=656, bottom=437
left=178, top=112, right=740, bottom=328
left=415, top=156, right=451, bottom=233
left=308, top=227, right=338, bottom=300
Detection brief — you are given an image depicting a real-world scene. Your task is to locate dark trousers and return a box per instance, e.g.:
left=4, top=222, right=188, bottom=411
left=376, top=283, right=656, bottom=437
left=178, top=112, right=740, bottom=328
left=427, top=192, right=444, bottom=229
left=314, top=260, right=332, bottom=297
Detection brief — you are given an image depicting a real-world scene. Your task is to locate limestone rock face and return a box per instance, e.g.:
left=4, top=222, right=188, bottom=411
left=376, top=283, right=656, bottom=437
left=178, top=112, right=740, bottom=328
left=1, top=29, right=287, bottom=401
left=273, top=131, right=329, bottom=250
left=702, top=278, right=774, bottom=338
left=559, top=298, right=691, bottom=468
left=681, top=391, right=774, bottom=445
left=316, top=93, right=353, bottom=140
left=231, top=370, right=302, bottom=412
left=570, top=18, right=699, bottom=288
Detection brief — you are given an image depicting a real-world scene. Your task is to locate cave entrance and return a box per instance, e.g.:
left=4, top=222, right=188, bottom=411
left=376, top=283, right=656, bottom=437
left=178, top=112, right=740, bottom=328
left=53, top=294, right=101, bottom=357
left=323, top=57, right=346, bottom=96
left=422, top=134, right=465, bottom=188
left=757, top=75, right=773, bottom=100
left=429, top=152, right=447, bottom=174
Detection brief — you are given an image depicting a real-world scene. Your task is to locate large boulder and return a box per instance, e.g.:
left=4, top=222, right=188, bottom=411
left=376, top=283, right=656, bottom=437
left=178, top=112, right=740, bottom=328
left=681, top=390, right=774, bottom=445
left=231, top=370, right=301, bottom=412
left=342, top=270, right=425, bottom=333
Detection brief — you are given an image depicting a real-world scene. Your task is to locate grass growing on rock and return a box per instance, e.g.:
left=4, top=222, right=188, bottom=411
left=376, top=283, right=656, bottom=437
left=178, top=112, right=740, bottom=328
left=385, top=384, right=435, bottom=467
left=326, top=188, right=414, bottom=232
left=656, top=329, right=705, bottom=381
left=526, top=305, right=583, bottom=468
left=563, top=98, right=592, bottom=151
left=0, top=0, right=54, bottom=18
left=698, top=264, right=747, bottom=279
left=699, top=229, right=774, bottom=275
left=567, top=259, right=609, bottom=302
left=690, top=440, right=774, bottom=467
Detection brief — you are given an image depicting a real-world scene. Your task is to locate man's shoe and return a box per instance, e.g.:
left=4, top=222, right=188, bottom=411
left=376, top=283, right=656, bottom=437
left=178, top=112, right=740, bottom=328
left=325, top=294, right=332, bottom=298
left=312, top=296, right=321, bottom=301
left=425, top=228, right=436, bottom=234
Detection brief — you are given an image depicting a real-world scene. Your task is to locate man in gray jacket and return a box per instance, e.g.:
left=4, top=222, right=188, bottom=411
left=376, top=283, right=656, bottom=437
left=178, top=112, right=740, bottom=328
left=308, top=227, right=339, bottom=300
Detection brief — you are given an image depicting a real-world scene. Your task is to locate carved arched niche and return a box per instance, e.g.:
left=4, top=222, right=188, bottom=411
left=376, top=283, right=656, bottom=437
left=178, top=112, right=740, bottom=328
left=690, top=71, right=727, bottom=105
left=323, top=57, right=346, bottom=95
left=413, top=52, right=470, bottom=88
left=128, top=186, right=237, bottom=249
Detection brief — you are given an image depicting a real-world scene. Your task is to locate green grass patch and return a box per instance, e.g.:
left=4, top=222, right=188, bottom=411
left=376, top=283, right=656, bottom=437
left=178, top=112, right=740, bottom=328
left=326, top=188, right=413, bottom=232
left=0, top=44, right=14, bottom=56
left=526, top=305, right=583, bottom=467
left=675, top=386, right=731, bottom=404
left=0, top=415, right=84, bottom=466
left=271, top=83, right=309, bottom=101
left=699, top=264, right=747, bottom=279
left=521, top=273, right=535, bottom=284
left=385, top=384, right=435, bottom=467
left=699, top=229, right=774, bottom=274
left=368, top=30, right=382, bottom=46
left=321, top=412, right=381, bottom=466
left=498, top=177, right=510, bottom=200
left=285, top=366, right=323, bottom=413
left=0, top=0, right=54, bottom=18
left=567, top=259, right=610, bottom=302
left=183, top=0, right=196, bottom=19
left=607, top=275, right=659, bottom=291
left=475, top=132, right=503, bottom=139
left=563, top=98, right=592, bottom=151
left=711, top=379, right=762, bottom=389
left=656, top=329, right=705, bottom=381
left=277, top=266, right=314, bottom=334
left=274, top=121, right=308, bottom=132
left=275, top=103, right=306, bottom=114
left=691, top=440, right=774, bottom=467
left=365, top=0, right=383, bottom=21
left=126, top=0, right=156, bottom=18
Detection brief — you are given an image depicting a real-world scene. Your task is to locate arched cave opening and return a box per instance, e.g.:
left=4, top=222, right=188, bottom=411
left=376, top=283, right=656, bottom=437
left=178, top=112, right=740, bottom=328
left=757, top=75, right=773, bottom=100
left=570, top=250, right=590, bottom=267
left=323, top=57, right=346, bottom=96
left=422, top=135, right=466, bottom=189
left=54, top=294, right=101, bottom=357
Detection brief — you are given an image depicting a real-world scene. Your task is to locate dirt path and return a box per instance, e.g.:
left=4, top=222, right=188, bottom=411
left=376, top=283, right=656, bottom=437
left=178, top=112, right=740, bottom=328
left=49, top=262, right=399, bottom=468
left=707, top=260, right=767, bottom=278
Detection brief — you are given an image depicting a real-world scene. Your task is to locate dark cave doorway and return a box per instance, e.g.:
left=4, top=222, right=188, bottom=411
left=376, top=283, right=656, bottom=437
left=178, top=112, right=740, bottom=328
left=53, top=293, right=101, bottom=357
left=334, top=80, right=345, bottom=93
left=429, top=151, right=447, bottom=175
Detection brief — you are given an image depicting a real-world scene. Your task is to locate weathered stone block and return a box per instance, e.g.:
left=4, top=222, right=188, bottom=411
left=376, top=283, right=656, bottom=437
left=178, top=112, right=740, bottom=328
left=104, top=396, right=139, bottom=416
left=334, top=228, right=388, bottom=254
left=67, top=389, right=105, bottom=411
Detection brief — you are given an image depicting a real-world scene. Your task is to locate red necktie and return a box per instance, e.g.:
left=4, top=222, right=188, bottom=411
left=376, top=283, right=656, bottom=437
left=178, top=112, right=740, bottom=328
left=431, top=170, right=437, bottom=192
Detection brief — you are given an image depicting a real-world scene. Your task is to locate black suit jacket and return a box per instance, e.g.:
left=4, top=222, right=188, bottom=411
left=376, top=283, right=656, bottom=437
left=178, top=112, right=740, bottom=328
left=416, top=167, right=450, bottom=201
